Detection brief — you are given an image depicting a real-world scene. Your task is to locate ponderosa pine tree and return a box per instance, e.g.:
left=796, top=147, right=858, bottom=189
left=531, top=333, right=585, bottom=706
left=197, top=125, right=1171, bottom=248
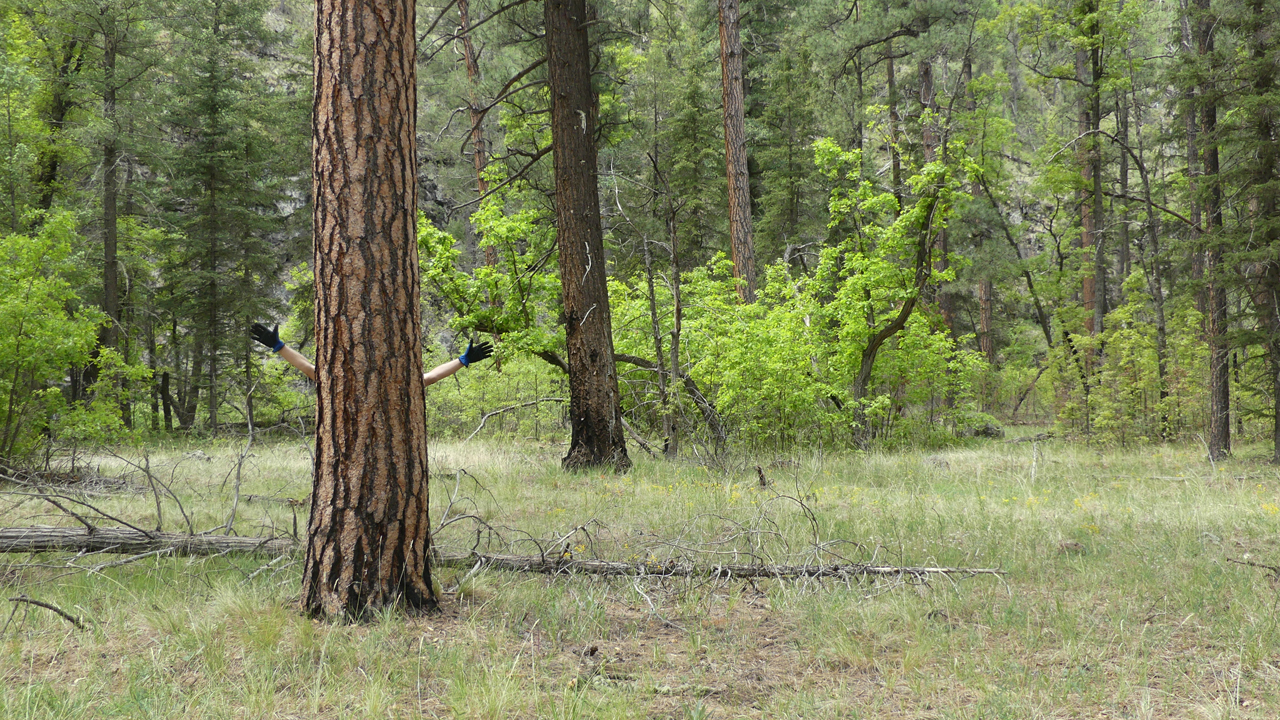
left=545, top=0, right=630, bottom=471
left=302, top=0, right=437, bottom=617
left=717, top=0, right=757, bottom=303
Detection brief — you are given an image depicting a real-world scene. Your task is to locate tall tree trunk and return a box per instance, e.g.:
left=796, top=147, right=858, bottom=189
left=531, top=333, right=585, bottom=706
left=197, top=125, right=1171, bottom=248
left=1198, top=0, right=1229, bottom=460
left=1116, top=89, right=1131, bottom=287
left=964, top=56, right=996, bottom=367
left=147, top=319, right=159, bottom=432
left=1090, top=38, right=1106, bottom=340
left=1126, top=96, right=1171, bottom=438
left=546, top=0, right=631, bottom=472
left=886, top=42, right=902, bottom=214
left=458, top=0, right=496, bottom=267
left=101, top=29, right=120, bottom=356
left=718, top=0, right=756, bottom=302
left=1077, top=47, right=1097, bottom=339
left=1242, top=0, right=1280, bottom=462
left=303, top=0, right=437, bottom=618
left=1181, top=1, right=1204, bottom=310
left=920, top=58, right=953, bottom=407
left=666, top=210, right=683, bottom=459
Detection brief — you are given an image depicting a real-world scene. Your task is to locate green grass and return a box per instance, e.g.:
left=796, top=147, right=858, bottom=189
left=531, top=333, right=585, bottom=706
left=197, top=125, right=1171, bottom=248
left=3, top=437, right=1280, bottom=718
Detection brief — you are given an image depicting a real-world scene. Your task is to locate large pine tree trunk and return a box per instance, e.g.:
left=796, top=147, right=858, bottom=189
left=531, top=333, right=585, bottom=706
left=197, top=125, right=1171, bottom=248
left=545, top=0, right=630, bottom=472
left=303, top=0, right=437, bottom=618
left=717, top=0, right=756, bottom=303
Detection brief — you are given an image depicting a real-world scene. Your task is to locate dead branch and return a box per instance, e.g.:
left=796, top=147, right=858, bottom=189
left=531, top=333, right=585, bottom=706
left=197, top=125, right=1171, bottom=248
left=465, top=398, right=566, bottom=442
left=0, top=527, right=293, bottom=557
left=1228, top=556, right=1280, bottom=577
left=7, top=594, right=86, bottom=630
left=0, top=527, right=1005, bottom=582
left=431, top=551, right=1005, bottom=580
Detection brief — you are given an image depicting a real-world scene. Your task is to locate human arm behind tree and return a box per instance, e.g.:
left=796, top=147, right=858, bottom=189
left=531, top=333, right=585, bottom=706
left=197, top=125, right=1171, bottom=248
left=423, top=340, right=494, bottom=386
left=252, top=323, right=318, bottom=381
left=252, top=323, right=493, bottom=386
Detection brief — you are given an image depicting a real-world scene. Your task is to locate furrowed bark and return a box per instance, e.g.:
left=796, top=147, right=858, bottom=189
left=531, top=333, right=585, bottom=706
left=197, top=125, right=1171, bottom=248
left=545, top=0, right=630, bottom=472
left=305, top=0, right=437, bottom=618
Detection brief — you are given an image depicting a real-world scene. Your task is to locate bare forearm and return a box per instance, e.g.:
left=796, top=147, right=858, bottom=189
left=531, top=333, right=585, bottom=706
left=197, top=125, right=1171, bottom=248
left=423, top=359, right=464, bottom=387
left=271, top=342, right=468, bottom=386
left=277, top=346, right=316, bottom=382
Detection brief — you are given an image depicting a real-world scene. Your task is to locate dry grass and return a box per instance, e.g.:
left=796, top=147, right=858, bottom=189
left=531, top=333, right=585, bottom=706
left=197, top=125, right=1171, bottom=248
left=2, top=436, right=1280, bottom=718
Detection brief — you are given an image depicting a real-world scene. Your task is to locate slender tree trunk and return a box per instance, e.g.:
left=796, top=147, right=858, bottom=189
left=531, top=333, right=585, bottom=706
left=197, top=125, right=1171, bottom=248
left=303, top=0, right=437, bottom=618
left=1181, top=1, right=1205, bottom=310
left=1090, top=40, right=1106, bottom=340
left=886, top=42, right=901, bottom=214
left=1243, top=0, right=1280, bottom=461
left=1124, top=94, right=1171, bottom=437
left=102, top=30, right=120, bottom=356
left=718, top=0, right=756, bottom=302
left=1198, top=0, right=1229, bottom=460
left=458, top=0, right=496, bottom=267
left=546, top=0, right=630, bottom=472
left=667, top=212, right=682, bottom=459
left=1117, top=91, right=1130, bottom=286
left=1077, top=48, right=1097, bottom=339
left=147, top=319, right=159, bottom=432
left=160, top=371, right=173, bottom=433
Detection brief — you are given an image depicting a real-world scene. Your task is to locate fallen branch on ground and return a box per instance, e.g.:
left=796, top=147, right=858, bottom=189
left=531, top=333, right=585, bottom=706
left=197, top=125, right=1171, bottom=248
left=0, top=526, right=1004, bottom=580
left=432, top=551, right=1005, bottom=579
left=0, top=526, right=294, bottom=557
left=7, top=594, right=86, bottom=630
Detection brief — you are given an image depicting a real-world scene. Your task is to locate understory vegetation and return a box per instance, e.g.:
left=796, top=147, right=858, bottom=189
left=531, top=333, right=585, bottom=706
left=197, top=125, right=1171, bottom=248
left=3, top=437, right=1279, bottom=718
left=2, top=0, right=1278, bottom=462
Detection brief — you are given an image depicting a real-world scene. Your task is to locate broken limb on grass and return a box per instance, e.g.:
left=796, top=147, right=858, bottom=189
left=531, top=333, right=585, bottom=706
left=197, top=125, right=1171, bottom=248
left=0, top=526, right=294, bottom=557
left=0, top=526, right=1004, bottom=581
left=5, top=594, right=87, bottom=630
left=430, top=551, right=1005, bottom=580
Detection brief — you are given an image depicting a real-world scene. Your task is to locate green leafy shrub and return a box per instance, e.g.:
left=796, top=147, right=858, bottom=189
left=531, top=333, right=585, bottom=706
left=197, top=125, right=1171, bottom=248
left=0, top=213, right=105, bottom=459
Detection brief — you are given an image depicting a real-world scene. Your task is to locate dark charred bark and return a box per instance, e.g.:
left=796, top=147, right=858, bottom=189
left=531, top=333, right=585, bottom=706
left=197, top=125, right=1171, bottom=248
left=303, top=0, right=437, bottom=618
left=718, top=0, right=756, bottom=302
left=545, top=0, right=630, bottom=472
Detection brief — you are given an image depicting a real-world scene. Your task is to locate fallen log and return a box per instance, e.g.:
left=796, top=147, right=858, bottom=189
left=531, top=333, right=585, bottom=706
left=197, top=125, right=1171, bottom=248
left=0, top=526, right=294, bottom=557
left=433, top=552, right=1006, bottom=579
left=0, top=526, right=1005, bottom=580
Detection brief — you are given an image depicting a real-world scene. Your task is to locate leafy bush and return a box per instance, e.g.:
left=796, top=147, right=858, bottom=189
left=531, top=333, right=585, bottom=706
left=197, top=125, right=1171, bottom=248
left=0, top=213, right=105, bottom=460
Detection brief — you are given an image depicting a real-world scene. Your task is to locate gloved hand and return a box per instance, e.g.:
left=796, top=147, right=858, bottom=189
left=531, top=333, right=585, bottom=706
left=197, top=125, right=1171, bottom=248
left=251, top=323, right=284, bottom=352
left=459, top=339, right=493, bottom=367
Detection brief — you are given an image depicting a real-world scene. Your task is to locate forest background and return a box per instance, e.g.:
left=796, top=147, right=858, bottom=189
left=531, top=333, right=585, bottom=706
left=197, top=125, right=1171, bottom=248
left=2, top=0, right=1278, bottom=465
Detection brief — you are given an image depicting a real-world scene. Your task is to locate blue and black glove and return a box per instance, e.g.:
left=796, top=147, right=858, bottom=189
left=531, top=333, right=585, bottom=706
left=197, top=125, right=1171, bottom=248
left=459, top=339, right=494, bottom=367
left=251, top=323, right=284, bottom=352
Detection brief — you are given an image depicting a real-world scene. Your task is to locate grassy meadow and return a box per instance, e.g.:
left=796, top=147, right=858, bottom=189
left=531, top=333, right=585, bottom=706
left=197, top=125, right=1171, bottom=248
left=2, top=435, right=1280, bottom=719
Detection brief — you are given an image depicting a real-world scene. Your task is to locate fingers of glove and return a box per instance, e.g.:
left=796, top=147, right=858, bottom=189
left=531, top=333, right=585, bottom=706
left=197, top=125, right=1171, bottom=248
left=250, top=323, right=280, bottom=349
left=472, top=341, right=494, bottom=361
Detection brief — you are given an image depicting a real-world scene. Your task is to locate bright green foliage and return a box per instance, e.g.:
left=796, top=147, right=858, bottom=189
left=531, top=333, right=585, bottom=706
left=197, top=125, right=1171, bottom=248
left=0, top=212, right=104, bottom=459
left=1084, top=271, right=1206, bottom=445
left=610, top=138, right=986, bottom=449
left=0, top=23, right=41, bottom=233
left=419, top=198, right=562, bottom=360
